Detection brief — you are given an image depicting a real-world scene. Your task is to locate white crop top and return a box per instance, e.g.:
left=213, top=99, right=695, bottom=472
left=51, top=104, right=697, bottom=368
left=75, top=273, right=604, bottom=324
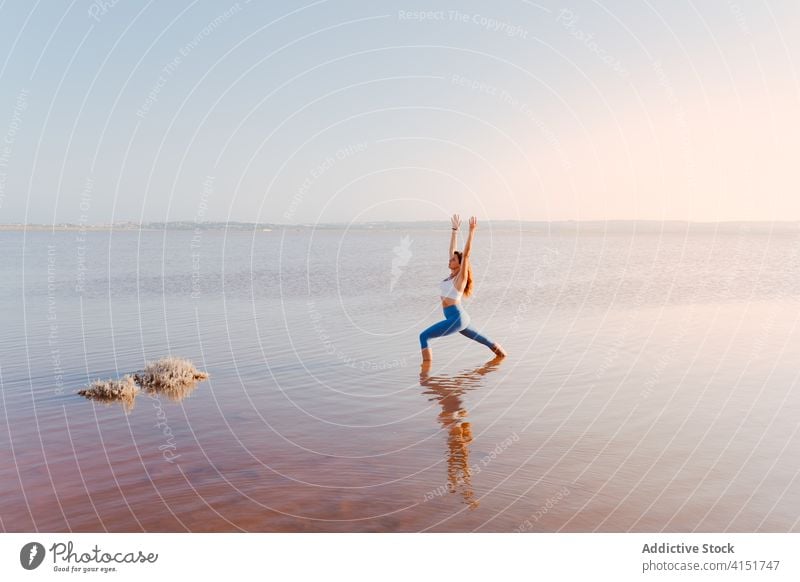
left=439, top=276, right=463, bottom=299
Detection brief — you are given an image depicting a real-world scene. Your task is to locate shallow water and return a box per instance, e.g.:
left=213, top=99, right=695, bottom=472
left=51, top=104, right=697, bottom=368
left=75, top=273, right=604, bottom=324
left=2, top=226, right=800, bottom=531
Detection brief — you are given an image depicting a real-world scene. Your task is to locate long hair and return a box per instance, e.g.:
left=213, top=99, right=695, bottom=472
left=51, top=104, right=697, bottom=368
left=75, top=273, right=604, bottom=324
left=453, top=251, right=474, bottom=298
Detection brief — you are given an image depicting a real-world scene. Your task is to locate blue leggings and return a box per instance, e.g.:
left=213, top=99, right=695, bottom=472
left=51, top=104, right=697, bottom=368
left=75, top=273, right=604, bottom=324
left=419, top=304, right=496, bottom=350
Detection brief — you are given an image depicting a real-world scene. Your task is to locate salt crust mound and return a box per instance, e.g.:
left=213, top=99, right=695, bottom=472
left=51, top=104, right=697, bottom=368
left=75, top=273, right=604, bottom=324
left=133, top=356, right=209, bottom=392
left=78, top=374, right=138, bottom=411
left=77, top=357, right=208, bottom=410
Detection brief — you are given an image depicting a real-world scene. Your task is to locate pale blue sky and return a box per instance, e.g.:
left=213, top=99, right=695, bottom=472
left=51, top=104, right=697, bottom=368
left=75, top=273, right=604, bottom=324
left=0, top=0, right=798, bottom=224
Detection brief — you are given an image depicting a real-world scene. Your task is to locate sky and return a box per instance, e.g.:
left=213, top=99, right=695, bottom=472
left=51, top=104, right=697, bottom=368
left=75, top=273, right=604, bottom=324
left=0, top=0, right=798, bottom=225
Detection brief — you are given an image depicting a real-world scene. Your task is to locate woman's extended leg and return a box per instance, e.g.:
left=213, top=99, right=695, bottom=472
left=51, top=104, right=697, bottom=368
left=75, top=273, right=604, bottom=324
left=458, top=324, right=494, bottom=348
left=459, top=324, right=507, bottom=357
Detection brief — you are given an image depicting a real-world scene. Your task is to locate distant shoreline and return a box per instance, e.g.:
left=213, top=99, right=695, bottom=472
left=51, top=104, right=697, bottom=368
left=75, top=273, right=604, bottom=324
left=2, top=220, right=799, bottom=234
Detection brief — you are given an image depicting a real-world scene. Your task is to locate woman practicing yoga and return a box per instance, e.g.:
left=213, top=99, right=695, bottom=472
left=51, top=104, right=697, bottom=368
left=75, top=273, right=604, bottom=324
left=419, top=214, right=507, bottom=362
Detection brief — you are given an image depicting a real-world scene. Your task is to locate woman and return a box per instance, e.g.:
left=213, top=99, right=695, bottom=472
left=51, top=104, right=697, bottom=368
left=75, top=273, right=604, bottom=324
left=419, top=214, right=507, bottom=362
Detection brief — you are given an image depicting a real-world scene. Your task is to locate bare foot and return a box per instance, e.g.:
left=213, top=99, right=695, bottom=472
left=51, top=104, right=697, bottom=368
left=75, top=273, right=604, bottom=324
left=490, top=343, right=507, bottom=358
left=420, top=359, right=432, bottom=377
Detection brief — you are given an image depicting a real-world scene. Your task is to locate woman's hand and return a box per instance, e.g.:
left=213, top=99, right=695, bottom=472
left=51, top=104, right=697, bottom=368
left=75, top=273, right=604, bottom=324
left=451, top=214, right=461, bottom=230
left=469, top=216, right=477, bottom=231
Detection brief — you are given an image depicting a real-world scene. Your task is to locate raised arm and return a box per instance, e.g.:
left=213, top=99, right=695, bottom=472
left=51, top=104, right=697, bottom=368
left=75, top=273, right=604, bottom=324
left=455, top=216, right=477, bottom=286
left=449, top=213, right=461, bottom=257
left=462, top=216, right=477, bottom=260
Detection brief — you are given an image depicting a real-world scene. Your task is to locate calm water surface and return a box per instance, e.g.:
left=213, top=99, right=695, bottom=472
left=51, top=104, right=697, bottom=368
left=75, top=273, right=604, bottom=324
left=2, top=227, right=800, bottom=531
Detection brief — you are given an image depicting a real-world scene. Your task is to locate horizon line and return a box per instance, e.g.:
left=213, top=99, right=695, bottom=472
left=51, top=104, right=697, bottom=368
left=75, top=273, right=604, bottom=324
left=4, top=218, right=800, bottom=228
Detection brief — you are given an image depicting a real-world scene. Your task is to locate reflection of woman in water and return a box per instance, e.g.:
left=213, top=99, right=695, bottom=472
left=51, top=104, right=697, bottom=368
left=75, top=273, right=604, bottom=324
left=419, top=215, right=507, bottom=363
left=420, top=358, right=504, bottom=509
